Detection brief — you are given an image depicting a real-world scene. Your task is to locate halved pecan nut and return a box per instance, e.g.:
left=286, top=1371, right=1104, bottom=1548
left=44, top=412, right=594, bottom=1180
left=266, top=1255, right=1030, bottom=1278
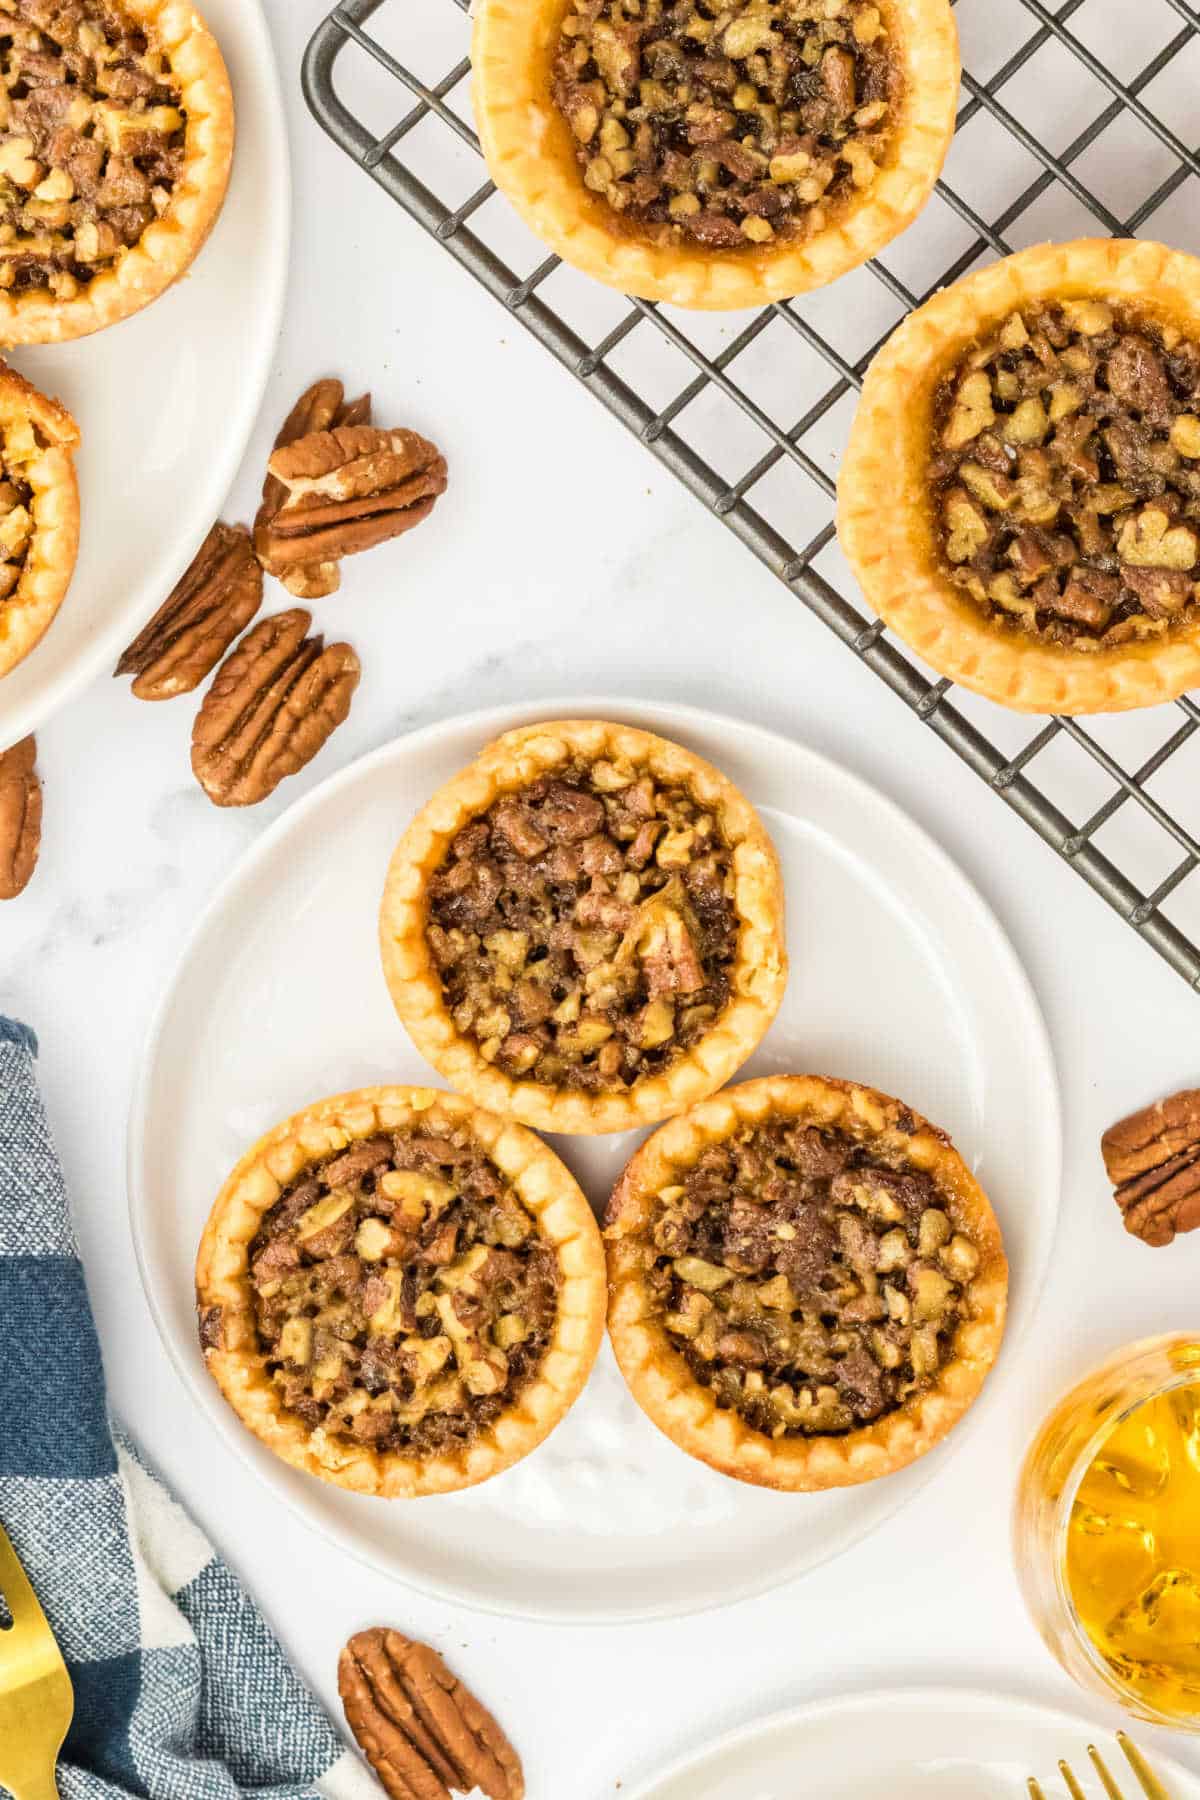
left=339, top=1627, right=523, bottom=1800
left=114, top=523, right=263, bottom=700
left=0, top=735, right=40, bottom=899
left=191, top=609, right=359, bottom=808
left=255, top=425, right=447, bottom=579
left=1102, top=1087, right=1200, bottom=1246
left=255, top=379, right=372, bottom=600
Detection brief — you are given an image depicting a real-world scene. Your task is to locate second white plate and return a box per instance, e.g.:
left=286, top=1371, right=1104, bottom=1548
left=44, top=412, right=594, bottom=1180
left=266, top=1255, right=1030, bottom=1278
left=623, top=1687, right=1200, bottom=1798
left=129, top=699, right=1061, bottom=1622
left=0, top=0, right=289, bottom=744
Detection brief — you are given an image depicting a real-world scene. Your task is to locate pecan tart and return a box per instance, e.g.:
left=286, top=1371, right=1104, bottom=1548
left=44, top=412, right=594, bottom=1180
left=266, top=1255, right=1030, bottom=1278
left=839, top=239, right=1200, bottom=713
left=605, top=1074, right=1007, bottom=1488
left=0, top=361, right=78, bottom=679
left=195, top=1086, right=606, bottom=1497
left=380, top=720, right=787, bottom=1136
left=0, top=0, right=234, bottom=345
left=472, top=0, right=958, bottom=308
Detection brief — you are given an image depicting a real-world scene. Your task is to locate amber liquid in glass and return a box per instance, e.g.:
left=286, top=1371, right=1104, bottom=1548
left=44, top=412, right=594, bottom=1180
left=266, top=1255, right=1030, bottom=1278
left=1066, top=1378, right=1200, bottom=1720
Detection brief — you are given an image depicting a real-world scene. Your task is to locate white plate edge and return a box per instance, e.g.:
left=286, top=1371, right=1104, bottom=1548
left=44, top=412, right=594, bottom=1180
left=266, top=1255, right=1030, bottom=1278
left=126, top=695, right=1064, bottom=1625
left=618, top=1684, right=1200, bottom=1800
left=0, top=0, right=292, bottom=743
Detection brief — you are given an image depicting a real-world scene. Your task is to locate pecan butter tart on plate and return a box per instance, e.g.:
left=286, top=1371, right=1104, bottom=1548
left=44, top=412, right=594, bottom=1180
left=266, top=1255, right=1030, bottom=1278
left=472, top=0, right=958, bottom=309
left=0, top=0, right=234, bottom=344
left=380, top=720, right=787, bottom=1136
left=195, top=1086, right=606, bottom=1498
left=605, top=1075, right=1007, bottom=1489
left=0, top=362, right=78, bottom=680
left=839, top=239, right=1200, bottom=714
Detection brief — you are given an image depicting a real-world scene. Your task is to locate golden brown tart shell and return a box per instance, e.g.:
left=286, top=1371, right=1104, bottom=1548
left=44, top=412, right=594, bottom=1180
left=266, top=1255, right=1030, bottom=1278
left=0, top=0, right=234, bottom=346
left=379, top=719, right=788, bottom=1136
left=0, top=363, right=79, bottom=680
left=195, top=1085, right=607, bottom=1498
left=605, top=1074, right=1008, bottom=1490
left=838, top=238, right=1200, bottom=714
left=471, top=0, right=959, bottom=309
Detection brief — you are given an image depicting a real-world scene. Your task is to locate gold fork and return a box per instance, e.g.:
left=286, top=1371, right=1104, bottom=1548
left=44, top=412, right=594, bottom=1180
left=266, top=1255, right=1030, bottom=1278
left=0, top=1520, right=73, bottom=1800
left=1029, top=1733, right=1171, bottom=1800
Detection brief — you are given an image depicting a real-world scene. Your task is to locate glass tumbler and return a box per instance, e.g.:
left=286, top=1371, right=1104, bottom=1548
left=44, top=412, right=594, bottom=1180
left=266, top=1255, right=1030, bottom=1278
left=1014, top=1332, right=1200, bottom=1730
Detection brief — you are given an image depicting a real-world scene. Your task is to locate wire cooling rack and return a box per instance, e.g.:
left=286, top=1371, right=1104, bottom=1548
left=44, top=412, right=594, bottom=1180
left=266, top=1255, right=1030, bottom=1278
left=304, top=0, right=1200, bottom=989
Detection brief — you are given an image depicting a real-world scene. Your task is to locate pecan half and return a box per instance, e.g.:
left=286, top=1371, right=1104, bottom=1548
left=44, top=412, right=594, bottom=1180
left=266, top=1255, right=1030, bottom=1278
left=191, top=610, right=360, bottom=808
left=339, top=1628, right=523, bottom=1800
left=255, top=425, right=447, bottom=584
left=114, top=523, right=263, bottom=700
left=0, top=735, right=40, bottom=899
left=255, top=379, right=372, bottom=600
left=1102, top=1087, right=1200, bottom=1246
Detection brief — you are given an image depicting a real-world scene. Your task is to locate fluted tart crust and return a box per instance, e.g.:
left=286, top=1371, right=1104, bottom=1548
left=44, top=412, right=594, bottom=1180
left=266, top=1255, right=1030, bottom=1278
left=472, top=0, right=958, bottom=308
left=0, top=361, right=78, bottom=679
left=0, top=0, right=234, bottom=345
left=605, top=1074, right=1007, bottom=1490
left=380, top=720, right=787, bottom=1136
left=839, top=239, right=1200, bottom=714
left=195, top=1086, right=606, bottom=1498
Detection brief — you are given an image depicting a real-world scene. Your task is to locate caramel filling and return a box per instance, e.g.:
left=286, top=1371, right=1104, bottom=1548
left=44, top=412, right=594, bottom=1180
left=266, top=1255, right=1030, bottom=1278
left=551, top=0, right=897, bottom=248
left=931, top=302, right=1200, bottom=648
left=0, top=0, right=186, bottom=298
left=0, top=420, right=35, bottom=603
left=642, top=1118, right=980, bottom=1436
left=426, top=759, right=739, bottom=1094
left=241, top=1129, right=559, bottom=1456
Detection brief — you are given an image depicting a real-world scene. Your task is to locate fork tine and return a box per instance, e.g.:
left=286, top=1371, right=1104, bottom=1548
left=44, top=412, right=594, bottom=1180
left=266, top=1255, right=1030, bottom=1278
left=1117, top=1734, right=1171, bottom=1800
left=1060, top=1760, right=1093, bottom=1800
left=0, top=1520, right=48, bottom=1633
left=1089, top=1745, right=1128, bottom=1800
left=1033, top=1739, right=1169, bottom=1800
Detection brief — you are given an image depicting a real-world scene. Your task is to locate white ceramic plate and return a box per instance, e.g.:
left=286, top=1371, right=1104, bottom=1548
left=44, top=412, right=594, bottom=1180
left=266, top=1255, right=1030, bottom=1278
left=624, top=1687, right=1200, bottom=1798
left=0, top=0, right=289, bottom=745
left=129, top=699, right=1061, bottom=1623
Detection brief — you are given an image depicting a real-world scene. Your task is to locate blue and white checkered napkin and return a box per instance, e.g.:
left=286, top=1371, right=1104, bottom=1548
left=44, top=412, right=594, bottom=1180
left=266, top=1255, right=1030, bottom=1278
left=0, top=1017, right=379, bottom=1800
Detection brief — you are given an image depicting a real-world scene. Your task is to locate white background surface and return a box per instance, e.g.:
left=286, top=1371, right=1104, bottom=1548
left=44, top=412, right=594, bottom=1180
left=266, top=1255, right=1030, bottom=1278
left=5, top=0, right=1200, bottom=1794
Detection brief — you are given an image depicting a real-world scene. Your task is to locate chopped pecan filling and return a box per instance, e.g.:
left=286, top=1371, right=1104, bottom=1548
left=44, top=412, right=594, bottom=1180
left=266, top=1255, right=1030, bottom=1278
left=245, top=1129, right=559, bottom=1456
left=931, top=302, right=1200, bottom=648
left=642, top=1119, right=981, bottom=1435
left=0, top=426, right=35, bottom=604
left=426, top=758, right=738, bottom=1093
left=551, top=0, right=897, bottom=249
left=0, top=0, right=186, bottom=298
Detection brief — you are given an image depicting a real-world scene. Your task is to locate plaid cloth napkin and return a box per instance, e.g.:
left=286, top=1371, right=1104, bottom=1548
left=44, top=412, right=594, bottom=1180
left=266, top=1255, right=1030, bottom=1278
left=0, top=1017, right=378, bottom=1800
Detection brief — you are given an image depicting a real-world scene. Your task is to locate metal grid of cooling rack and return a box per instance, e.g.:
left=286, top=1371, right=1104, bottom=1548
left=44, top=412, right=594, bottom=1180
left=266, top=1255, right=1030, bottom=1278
left=303, top=0, right=1200, bottom=989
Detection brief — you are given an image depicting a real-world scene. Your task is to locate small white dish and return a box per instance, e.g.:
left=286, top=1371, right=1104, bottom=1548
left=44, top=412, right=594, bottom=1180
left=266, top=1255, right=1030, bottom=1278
left=0, top=0, right=289, bottom=744
left=128, top=698, right=1061, bottom=1622
left=623, top=1686, right=1200, bottom=1798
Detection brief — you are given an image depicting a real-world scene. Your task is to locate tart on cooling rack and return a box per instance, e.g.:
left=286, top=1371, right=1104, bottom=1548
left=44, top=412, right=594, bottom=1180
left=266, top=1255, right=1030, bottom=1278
left=0, top=0, right=234, bottom=345
left=472, top=0, right=958, bottom=309
left=839, top=239, right=1200, bottom=714
left=0, top=362, right=78, bottom=680
left=379, top=720, right=787, bottom=1136
left=605, top=1074, right=1007, bottom=1489
left=195, top=1086, right=606, bottom=1498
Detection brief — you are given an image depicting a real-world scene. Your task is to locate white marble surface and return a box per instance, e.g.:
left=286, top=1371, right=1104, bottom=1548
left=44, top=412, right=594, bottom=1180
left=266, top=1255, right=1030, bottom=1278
left=5, top=0, right=1200, bottom=1793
